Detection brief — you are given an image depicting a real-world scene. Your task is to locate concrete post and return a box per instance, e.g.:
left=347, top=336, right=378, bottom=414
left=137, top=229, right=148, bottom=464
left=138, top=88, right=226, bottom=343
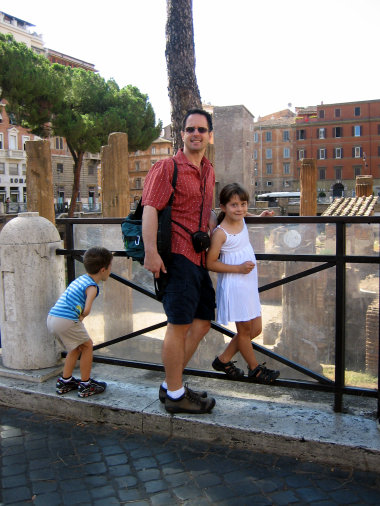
left=0, top=212, right=65, bottom=369
left=100, top=132, right=132, bottom=341
left=300, top=158, right=317, bottom=216
left=355, top=175, right=373, bottom=197
left=25, top=140, right=55, bottom=224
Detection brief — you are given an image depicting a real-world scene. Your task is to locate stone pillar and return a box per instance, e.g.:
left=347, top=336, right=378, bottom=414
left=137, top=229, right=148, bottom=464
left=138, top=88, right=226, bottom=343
left=100, top=132, right=132, bottom=341
left=300, top=158, right=317, bottom=216
left=0, top=213, right=64, bottom=369
left=101, top=133, right=130, bottom=217
left=355, top=175, right=373, bottom=197
left=25, top=140, right=55, bottom=224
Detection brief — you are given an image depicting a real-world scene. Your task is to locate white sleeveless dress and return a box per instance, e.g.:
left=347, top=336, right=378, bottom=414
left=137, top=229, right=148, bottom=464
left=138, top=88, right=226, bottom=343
left=215, top=222, right=261, bottom=325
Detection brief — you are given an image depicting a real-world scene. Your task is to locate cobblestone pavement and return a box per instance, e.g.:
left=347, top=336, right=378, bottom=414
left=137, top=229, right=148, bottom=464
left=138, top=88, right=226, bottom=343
left=1, top=407, right=379, bottom=506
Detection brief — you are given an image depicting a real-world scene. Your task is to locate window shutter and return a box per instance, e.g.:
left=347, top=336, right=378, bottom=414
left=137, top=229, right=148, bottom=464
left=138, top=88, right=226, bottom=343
left=317, top=150, right=320, bottom=159
left=360, top=126, right=362, bottom=135
left=352, top=126, right=354, bottom=136
left=341, top=148, right=344, bottom=158
left=352, top=147, right=355, bottom=157
left=360, top=147, right=363, bottom=157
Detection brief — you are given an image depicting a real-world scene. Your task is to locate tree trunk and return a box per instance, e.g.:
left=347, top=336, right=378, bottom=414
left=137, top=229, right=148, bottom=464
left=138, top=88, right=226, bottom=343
left=166, top=0, right=202, bottom=153
left=67, top=144, right=84, bottom=218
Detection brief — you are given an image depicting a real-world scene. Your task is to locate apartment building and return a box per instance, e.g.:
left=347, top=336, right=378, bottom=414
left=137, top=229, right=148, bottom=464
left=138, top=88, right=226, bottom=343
left=128, top=135, right=173, bottom=210
left=253, top=109, right=296, bottom=196
left=253, top=100, right=380, bottom=199
left=295, top=100, right=380, bottom=197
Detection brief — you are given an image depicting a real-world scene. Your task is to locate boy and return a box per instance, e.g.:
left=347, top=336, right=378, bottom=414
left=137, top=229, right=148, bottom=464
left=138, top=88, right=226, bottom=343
left=47, top=247, right=113, bottom=397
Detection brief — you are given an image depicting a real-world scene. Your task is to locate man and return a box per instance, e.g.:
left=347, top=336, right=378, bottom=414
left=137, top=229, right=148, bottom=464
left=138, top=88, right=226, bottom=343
left=142, top=109, right=216, bottom=414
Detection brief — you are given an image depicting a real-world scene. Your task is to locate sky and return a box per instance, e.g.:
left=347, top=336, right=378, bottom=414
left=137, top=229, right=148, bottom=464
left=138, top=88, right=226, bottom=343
left=1, top=0, right=380, bottom=127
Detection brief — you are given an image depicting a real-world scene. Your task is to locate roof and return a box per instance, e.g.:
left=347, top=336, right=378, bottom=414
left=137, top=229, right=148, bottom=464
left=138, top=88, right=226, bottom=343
left=322, top=195, right=378, bottom=216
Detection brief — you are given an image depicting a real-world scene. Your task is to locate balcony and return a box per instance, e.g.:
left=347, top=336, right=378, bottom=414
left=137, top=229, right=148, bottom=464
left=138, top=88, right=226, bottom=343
left=7, top=149, right=26, bottom=159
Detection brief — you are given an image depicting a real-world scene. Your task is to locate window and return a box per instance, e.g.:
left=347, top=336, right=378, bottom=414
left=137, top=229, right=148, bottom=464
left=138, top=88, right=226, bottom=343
left=266, top=181, right=272, bottom=186
left=151, top=146, right=156, bottom=154
left=135, top=178, right=142, bottom=189
left=167, top=147, right=171, bottom=154
left=266, top=163, right=272, bottom=175
left=57, top=163, right=63, bottom=173
left=266, top=149, right=272, bottom=159
left=319, top=168, right=326, bottom=180
left=0, top=133, right=3, bottom=149
left=333, top=127, right=343, bottom=138
left=334, top=147, right=343, bottom=159
left=246, top=141, right=250, bottom=147
left=0, top=163, right=5, bottom=174
left=9, top=133, right=17, bottom=150
left=265, top=131, right=272, bottom=142
left=318, top=148, right=326, bottom=160
left=283, top=130, right=290, bottom=141
left=283, top=163, right=290, bottom=174
left=378, top=145, right=380, bottom=157
left=353, top=146, right=362, bottom=158
left=354, top=107, right=361, bottom=117
left=353, top=125, right=362, bottom=137
left=135, top=161, right=140, bottom=171
left=22, top=164, right=26, bottom=175
left=297, top=149, right=305, bottom=160
left=318, top=128, right=326, bottom=139
left=335, top=167, right=342, bottom=180
left=254, top=132, right=259, bottom=143
left=253, top=150, right=258, bottom=160
left=55, top=137, right=64, bottom=150
left=9, top=163, right=18, bottom=175
left=354, top=167, right=361, bottom=177
left=319, top=110, right=325, bottom=119
left=22, top=136, right=30, bottom=150
left=378, top=125, right=380, bottom=135
left=296, top=129, right=306, bottom=140
left=283, top=147, right=290, bottom=158
left=9, top=113, right=17, bottom=125
left=335, top=108, right=341, bottom=118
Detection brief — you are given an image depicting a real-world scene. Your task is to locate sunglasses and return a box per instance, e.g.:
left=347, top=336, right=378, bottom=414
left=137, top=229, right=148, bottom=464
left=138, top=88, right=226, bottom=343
left=185, top=126, right=209, bottom=134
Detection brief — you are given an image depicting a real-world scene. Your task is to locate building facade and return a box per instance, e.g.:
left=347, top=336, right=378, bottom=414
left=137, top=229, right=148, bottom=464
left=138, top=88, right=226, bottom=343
left=253, top=100, right=380, bottom=199
left=253, top=109, right=296, bottom=196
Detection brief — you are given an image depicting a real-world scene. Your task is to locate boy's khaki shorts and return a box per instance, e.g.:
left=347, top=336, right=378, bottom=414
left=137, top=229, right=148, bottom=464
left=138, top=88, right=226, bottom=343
left=47, top=315, right=91, bottom=352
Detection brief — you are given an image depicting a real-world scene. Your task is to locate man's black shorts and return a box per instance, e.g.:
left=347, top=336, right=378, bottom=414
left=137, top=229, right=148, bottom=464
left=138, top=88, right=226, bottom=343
left=162, top=254, right=215, bottom=325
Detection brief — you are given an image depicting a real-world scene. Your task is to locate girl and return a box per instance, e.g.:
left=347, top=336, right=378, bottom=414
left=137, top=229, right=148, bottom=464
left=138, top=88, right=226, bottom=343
left=206, top=183, right=280, bottom=384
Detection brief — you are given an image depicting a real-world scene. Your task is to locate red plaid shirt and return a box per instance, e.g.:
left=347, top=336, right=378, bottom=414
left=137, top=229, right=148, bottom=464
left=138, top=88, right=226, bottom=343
left=142, top=149, right=215, bottom=266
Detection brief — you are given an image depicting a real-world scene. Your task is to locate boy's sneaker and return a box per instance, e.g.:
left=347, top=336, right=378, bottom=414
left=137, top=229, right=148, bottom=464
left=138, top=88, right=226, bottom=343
left=159, top=384, right=207, bottom=403
left=56, top=377, right=80, bottom=395
left=165, top=385, right=215, bottom=414
left=78, top=378, right=107, bottom=398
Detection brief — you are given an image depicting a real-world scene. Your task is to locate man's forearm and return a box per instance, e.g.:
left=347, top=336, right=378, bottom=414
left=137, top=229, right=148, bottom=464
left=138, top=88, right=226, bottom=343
left=142, top=205, right=159, bottom=253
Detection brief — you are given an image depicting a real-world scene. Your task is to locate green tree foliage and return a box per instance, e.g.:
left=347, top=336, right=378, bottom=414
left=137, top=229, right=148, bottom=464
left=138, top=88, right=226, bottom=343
left=0, top=33, right=162, bottom=216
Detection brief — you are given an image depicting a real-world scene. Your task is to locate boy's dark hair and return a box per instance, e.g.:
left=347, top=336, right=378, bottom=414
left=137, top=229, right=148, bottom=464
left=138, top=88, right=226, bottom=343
left=217, top=183, right=250, bottom=224
left=83, top=247, right=113, bottom=274
left=182, top=108, right=213, bottom=132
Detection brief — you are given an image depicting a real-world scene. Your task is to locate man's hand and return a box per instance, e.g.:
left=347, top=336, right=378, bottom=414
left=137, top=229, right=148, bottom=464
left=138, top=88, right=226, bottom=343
left=144, top=251, right=166, bottom=278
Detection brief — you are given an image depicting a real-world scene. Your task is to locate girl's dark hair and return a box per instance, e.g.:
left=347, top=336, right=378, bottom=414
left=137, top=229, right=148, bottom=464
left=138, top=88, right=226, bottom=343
left=182, top=108, right=213, bottom=132
left=83, top=247, right=113, bottom=274
left=217, top=183, right=250, bottom=224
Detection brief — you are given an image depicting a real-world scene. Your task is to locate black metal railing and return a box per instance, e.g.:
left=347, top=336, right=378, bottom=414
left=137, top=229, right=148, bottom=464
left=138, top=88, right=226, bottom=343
left=56, top=215, right=380, bottom=416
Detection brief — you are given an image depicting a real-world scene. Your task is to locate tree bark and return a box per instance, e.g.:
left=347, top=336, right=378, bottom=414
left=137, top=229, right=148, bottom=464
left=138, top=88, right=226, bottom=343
left=166, top=0, right=202, bottom=153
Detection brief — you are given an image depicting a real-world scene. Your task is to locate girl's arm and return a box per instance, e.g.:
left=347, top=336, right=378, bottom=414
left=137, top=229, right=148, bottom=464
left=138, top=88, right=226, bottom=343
left=206, top=229, right=255, bottom=274
left=79, top=285, right=98, bottom=321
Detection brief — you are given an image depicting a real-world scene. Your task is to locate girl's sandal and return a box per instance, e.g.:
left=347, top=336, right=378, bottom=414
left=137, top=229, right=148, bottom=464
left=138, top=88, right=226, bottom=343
left=248, top=362, right=280, bottom=384
left=212, top=356, right=245, bottom=378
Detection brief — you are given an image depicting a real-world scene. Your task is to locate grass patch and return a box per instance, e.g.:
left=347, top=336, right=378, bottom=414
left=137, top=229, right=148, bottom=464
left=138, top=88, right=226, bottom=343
left=321, top=364, right=378, bottom=389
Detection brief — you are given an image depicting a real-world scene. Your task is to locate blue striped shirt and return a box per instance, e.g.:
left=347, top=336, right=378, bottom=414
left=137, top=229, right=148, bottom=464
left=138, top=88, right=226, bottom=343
left=49, top=274, right=99, bottom=321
